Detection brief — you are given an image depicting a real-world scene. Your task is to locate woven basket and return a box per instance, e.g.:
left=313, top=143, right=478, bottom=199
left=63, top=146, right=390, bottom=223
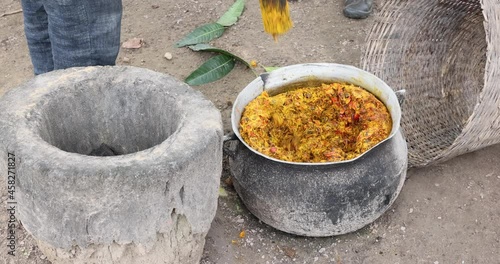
left=362, top=0, right=500, bottom=167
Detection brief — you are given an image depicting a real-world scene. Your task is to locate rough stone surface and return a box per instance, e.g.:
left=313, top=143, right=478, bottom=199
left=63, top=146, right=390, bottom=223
left=229, top=131, right=407, bottom=236
left=0, top=66, right=223, bottom=263
left=37, top=213, right=205, bottom=264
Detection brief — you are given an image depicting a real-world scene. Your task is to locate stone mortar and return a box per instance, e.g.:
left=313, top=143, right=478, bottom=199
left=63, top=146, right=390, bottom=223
left=0, top=66, right=223, bottom=263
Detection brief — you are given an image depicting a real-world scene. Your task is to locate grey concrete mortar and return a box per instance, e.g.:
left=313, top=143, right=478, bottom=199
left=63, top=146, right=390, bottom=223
left=0, top=66, right=223, bottom=263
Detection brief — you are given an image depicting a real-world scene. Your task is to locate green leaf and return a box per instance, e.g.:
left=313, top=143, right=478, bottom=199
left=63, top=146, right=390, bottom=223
left=217, top=0, right=245, bottom=26
left=219, top=186, right=228, bottom=197
left=189, top=44, right=251, bottom=68
left=176, top=23, right=225, bottom=47
left=235, top=203, right=242, bottom=212
left=185, top=54, right=236, bottom=86
left=264, top=66, right=280, bottom=72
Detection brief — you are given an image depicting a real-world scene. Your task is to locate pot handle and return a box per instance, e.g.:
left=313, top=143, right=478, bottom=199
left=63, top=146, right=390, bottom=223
left=223, top=132, right=238, bottom=158
left=395, top=89, right=406, bottom=106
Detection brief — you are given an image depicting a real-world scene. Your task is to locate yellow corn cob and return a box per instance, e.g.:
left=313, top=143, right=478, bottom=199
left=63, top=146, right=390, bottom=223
left=259, top=0, right=293, bottom=41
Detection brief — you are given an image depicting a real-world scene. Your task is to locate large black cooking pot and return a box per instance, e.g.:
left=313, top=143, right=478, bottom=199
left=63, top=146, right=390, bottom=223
left=227, top=63, right=407, bottom=236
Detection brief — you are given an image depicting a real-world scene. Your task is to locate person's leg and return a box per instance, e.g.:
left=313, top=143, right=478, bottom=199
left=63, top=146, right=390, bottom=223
left=43, top=0, right=122, bottom=70
left=343, top=0, right=373, bottom=19
left=21, top=0, right=54, bottom=75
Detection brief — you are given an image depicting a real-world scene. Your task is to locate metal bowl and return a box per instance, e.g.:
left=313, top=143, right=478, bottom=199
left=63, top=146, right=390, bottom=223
left=228, top=63, right=408, bottom=236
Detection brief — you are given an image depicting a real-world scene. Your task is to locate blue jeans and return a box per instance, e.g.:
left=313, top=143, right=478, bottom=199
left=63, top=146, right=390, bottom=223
left=21, top=0, right=122, bottom=75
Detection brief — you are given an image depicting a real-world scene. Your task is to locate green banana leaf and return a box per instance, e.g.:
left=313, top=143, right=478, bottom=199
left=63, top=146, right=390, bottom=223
left=264, top=66, right=280, bottom=72
left=185, top=54, right=236, bottom=86
left=217, top=0, right=245, bottom=26
left=176, top=23, right=225, bottom=47
left=188, top=43, right=251, bottom=68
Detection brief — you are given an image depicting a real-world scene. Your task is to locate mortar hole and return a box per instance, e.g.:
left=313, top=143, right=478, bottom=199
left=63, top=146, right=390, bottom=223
left=37, top=81, right=181, bottom=156
left=88, top=143, right=122, bottom=156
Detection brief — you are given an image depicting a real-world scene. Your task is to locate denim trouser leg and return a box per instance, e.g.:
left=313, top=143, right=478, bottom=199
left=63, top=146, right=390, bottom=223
left=21, top=0, right=122, bottom=75
left=22, top=0, right=54, bottom=75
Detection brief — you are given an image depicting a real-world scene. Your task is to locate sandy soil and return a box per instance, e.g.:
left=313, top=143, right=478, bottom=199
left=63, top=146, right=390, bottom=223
left=1, top=0, right=499, bottom=263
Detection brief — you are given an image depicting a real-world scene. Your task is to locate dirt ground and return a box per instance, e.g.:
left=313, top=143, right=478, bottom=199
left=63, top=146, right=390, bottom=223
left=1, top=0, right=499, bottom=263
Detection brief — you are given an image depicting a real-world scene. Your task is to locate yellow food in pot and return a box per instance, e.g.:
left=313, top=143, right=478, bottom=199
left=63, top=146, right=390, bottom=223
left=239, top=82, right=392, bottom=163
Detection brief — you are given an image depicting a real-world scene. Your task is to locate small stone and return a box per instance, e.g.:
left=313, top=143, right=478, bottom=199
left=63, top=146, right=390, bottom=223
left=409, top=208, right=414, bottom=214
left=40, top=255, right=47, bottom=260
left=122, top=57, right=130, bottom=63
left=434, top=261, right=439, bottom=264
left=400, top=226, right=406, bottom=232
left=164, top=52, right=173, bottom=60
left=438, top=216, right=442, bottom=220
left=122, top=38, right=143, bottom=49
left=318, top=248, right=326, bottom=253
left=314, top=256, right=319, bottom=262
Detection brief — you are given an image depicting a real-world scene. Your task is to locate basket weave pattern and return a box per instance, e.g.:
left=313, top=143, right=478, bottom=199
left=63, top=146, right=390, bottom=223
left=362, top=0, right=500, bottom=167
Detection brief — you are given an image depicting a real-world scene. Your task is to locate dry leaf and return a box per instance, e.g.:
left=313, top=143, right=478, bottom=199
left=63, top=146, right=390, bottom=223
left=239, top=230, right=246, bottom=238
left=122, top=38, right=143, bottom=49
left=282, top=246, right=296, bottom=258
